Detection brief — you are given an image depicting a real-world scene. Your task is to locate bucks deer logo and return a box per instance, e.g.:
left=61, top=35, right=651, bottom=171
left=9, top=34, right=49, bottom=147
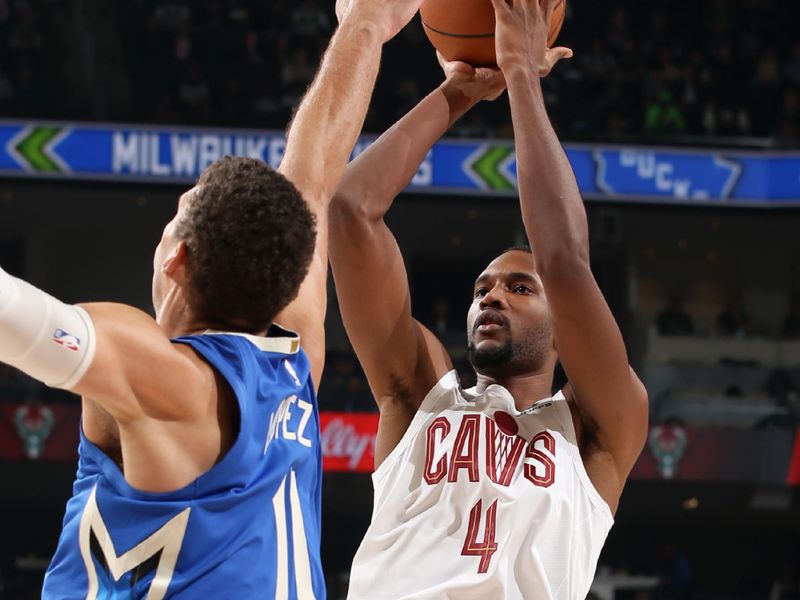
left=648, top=424, right=687, bottom=479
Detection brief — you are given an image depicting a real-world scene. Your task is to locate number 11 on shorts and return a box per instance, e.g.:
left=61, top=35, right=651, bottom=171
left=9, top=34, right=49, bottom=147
left=461, top=499, right=499, bottom=574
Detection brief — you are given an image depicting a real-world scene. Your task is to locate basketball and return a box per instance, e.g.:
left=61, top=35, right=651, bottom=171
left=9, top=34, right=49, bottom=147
left=420, top=0, right=566, bottom=67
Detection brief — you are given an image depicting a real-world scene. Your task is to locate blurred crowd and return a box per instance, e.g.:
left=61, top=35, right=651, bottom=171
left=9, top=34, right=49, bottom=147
left=0, top=0, right=51, bottom=118
left=656, top=295, right=800, bottom=339
left=0, top=0, right=799, bottom=146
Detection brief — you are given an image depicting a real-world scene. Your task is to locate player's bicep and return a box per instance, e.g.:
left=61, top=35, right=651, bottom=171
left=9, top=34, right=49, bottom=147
left=544, top=267, right=648, bottom=468
left=74, top=303, right=209, bottom=423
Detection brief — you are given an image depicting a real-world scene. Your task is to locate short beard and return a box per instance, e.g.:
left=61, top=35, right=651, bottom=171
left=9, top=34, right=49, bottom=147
left=467, top=324, right=552, bottom=377
left=467, top=340, right=514, bottom=373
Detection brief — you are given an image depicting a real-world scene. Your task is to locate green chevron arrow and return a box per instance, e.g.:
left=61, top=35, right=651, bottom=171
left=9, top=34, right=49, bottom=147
left=469, top=145, right=516, bottom=191
left=14, top=126, right=63, bottom=172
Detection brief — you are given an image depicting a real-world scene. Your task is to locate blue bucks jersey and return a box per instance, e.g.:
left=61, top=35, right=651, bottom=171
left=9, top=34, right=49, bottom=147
left=42, top=327, right=325, bottom=599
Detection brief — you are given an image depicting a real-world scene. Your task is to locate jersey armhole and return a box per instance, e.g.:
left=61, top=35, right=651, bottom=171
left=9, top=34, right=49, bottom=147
left=372, top=370, right=459, bottom=487
left=552, top=393, right=615, bottom=525
left=169, top=336, right=252, bottom=494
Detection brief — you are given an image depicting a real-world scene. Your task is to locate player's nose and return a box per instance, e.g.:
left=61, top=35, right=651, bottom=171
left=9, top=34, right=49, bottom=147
left=479, top=285, right=508, bottom=310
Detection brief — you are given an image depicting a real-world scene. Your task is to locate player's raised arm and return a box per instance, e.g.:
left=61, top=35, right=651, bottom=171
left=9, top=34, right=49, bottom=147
left=275, top=0, right=429, bottom=389
left=330, top=60, right=504, bottom=464
left=491, top=0, right=648, bottom=510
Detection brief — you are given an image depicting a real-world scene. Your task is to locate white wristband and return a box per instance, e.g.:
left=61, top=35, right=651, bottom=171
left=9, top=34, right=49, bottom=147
left=0, top=266, right=96, bottom=389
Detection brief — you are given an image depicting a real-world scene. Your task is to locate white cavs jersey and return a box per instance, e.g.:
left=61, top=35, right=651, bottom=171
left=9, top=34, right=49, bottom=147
left=348, top=371, right=613, bottom=600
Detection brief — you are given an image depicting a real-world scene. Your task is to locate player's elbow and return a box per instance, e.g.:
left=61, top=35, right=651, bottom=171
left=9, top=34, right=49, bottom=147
left=279, top=163, right=327, bottom=214
left=331, top=188, right=363, bottom=218
left=331, top=187, right=383, bottom=224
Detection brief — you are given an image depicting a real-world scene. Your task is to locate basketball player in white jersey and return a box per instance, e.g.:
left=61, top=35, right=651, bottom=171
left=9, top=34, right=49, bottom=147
left=329, top=0, right=649, bottom=597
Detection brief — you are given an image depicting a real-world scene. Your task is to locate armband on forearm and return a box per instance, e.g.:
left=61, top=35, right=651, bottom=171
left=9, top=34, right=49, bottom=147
left=0, top=266, right=96, bottom=390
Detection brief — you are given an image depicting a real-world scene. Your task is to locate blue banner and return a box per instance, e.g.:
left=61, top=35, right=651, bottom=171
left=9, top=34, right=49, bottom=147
left=1, top=120, right=798, bottom=207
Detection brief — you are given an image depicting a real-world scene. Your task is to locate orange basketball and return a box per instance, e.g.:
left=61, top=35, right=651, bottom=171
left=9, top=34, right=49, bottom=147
left=420, top=0, right=566, bottom=67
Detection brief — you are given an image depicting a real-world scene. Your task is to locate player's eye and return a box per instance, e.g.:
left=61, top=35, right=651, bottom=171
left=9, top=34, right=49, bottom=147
left=513, top=285, right=533, bottom=294
left=474, top=288, right=488, bottom=298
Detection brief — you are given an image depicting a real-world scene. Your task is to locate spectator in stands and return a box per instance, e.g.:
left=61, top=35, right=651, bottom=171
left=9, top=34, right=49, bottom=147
left=290, top=0, right=332, bottom=45
left=656, top=297, right=695, bottom=336
left=0, top=66, right=13, bottom=108
left=645, top=90, right=686, bottom=135
left=750, top=47, right=784, bottom=136
left=785, top=42, right=800, bottom=87
left=177, top=61, right=211, bottom=123
left=151, top=0, right=191, bottom=33
left=654, top=543, right=692, bottom=600
left=343, top=373, right=374, bottom=412
left=385, top=76, right=423, bottom=127
left=764, top=368, right=799, bottom=416
left=252, top=78, right=284, bottom=124
left=782, top=296, right=800, bottom=338
left=319, top=348, right=373, bottom=412
left=717, top=296, right=752, bottom=337
left=4, top=0, right=800, bottom=146
left=432, top=298, right=452, bottom=336
left=280, top=46, right=317, bottom=110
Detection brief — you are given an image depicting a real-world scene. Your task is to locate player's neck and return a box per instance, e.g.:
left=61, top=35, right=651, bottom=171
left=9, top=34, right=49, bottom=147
left=158, top=311, right=208, bottom=338
left=474, top=370, right=554, bottom=412
left=156, top=289, right=208, bottom=338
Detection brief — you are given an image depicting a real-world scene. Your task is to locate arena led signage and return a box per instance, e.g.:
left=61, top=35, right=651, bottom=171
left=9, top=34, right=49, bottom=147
left=1, top=120, right=798, bottom=207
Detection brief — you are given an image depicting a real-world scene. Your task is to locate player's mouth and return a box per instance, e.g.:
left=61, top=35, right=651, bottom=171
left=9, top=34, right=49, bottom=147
left=474, top=310, right=508, bottom=334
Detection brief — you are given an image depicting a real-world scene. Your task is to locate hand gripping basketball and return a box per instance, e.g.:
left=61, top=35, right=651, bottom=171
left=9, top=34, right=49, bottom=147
left=438, top=52, right=507, bottom=103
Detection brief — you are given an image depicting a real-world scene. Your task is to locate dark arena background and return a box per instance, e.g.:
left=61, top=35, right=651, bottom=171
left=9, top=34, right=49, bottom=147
left=1, top=0, right=800, bottom=598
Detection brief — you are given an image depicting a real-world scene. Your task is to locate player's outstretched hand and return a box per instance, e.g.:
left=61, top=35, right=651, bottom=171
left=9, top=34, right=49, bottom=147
left=437, top=52, right=506, bottom=103
left=489, top=0, right=573, bottom=77
left=336, top=0, right=426, bottom=42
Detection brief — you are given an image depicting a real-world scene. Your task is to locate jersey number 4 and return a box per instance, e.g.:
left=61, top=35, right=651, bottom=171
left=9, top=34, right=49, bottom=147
left=461, top=499, right=498, bottom=574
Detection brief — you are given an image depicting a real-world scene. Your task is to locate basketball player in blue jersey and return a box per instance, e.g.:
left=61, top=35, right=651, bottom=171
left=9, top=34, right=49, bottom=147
left=330, top=0, right=649, bottom=596
left=0, top=0, right=429, bottom=598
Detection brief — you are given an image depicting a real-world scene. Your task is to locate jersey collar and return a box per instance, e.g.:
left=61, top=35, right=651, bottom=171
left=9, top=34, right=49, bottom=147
left=202, top=323, right=300, bottom=354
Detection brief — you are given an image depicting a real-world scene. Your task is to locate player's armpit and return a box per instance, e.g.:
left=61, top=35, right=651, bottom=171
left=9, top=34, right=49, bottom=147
left=369, top=322, right=452, bottom=468
left=73, top=303, right=213, bottom=424
left=565, top=374, right=646, bottom=515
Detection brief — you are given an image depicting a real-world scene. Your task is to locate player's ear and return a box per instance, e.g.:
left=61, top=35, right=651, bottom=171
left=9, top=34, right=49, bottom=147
left=162, top=241, right=189, bottom=283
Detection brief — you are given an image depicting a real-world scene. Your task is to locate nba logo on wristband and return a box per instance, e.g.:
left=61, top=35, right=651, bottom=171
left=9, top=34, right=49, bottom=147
left=52, top=329, right=81, bottom=352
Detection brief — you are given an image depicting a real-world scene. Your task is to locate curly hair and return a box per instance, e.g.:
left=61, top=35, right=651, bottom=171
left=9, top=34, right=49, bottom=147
left=175, top=156, right=316, bottom=330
